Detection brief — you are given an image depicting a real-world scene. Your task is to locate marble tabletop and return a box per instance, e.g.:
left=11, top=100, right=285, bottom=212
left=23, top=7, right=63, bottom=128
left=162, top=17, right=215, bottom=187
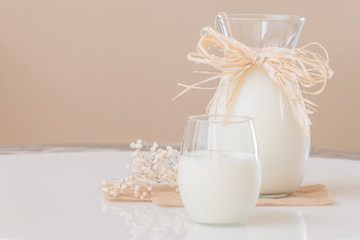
left=0, top=145, right=359, bottom=240
left=1, top=144, right=359, bottom=160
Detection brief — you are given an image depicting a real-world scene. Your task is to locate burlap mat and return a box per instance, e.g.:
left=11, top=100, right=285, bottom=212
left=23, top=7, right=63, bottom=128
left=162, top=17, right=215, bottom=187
left=102, top=183, right=335, bottom=207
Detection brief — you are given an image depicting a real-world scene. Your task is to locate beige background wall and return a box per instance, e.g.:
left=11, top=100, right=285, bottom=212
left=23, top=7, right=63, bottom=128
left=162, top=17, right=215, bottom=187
left=0, top=0, right=359, bottom=150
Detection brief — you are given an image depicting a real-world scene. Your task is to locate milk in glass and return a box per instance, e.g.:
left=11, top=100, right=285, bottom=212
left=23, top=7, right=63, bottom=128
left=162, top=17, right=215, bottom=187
left=213, top=69, right=309, bottom=195
left=178, top=151, right=261, bottom=225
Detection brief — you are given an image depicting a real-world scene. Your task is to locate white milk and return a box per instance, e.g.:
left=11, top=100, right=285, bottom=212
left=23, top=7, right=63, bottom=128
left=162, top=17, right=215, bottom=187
left=178, top=151, right=261, bottom=225
left=212, top=68, right=309, bottom=195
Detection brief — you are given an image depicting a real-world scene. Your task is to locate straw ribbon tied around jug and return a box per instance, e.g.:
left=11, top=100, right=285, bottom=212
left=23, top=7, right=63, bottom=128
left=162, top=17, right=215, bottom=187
left=254, top=55, right=268, bottom=67
left=173, top=26, right=333, bottom=133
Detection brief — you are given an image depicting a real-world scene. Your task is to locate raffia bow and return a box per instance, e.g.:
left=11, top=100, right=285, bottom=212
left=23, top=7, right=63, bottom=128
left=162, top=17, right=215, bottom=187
left=173, top=26, right=333, bottom=133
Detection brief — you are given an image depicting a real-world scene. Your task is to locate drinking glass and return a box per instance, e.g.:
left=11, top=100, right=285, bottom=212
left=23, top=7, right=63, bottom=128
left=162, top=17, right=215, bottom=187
left=178, top=114, right=261, bottom=225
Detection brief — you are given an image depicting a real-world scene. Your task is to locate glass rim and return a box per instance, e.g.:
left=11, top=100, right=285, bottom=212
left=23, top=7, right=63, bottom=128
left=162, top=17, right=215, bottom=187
left=187, top=114, right=253, bottom=123
left=216, top=13, right=305, bottom=22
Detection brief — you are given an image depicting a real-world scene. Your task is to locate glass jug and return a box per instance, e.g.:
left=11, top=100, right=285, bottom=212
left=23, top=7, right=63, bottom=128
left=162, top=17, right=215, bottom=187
left=214, top=14, right=309, bottom=197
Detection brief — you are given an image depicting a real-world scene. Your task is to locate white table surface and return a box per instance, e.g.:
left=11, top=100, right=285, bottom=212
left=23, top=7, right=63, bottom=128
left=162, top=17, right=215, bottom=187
left=0, top=150, right=360, bottom=240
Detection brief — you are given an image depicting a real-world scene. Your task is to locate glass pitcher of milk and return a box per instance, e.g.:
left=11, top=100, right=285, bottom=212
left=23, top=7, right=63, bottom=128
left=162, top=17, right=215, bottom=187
left=212, top=14, right=309, bottom=197
left=178, top=115, right=261, bottom=225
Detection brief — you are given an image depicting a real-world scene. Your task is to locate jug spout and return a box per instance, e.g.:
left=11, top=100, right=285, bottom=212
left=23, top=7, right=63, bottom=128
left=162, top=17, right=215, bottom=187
left=216, top=13, right=305, bottom=49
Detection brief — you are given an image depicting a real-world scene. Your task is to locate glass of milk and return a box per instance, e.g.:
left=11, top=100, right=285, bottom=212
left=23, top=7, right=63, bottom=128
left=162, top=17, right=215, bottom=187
left=178, top=114, right=261, bottom=226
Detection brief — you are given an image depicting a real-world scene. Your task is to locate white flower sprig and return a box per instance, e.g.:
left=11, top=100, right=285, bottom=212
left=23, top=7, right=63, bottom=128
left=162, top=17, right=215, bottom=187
left=103, top=139, right=179, bottom=200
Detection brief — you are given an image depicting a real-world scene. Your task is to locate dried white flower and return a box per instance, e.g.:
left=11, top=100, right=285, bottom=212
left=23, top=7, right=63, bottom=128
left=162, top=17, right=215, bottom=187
left=131, top=151, right=139, bottom=157
left=150, top=142, right=158, bottom=152
left=117, top=140, right=179, bottom=199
